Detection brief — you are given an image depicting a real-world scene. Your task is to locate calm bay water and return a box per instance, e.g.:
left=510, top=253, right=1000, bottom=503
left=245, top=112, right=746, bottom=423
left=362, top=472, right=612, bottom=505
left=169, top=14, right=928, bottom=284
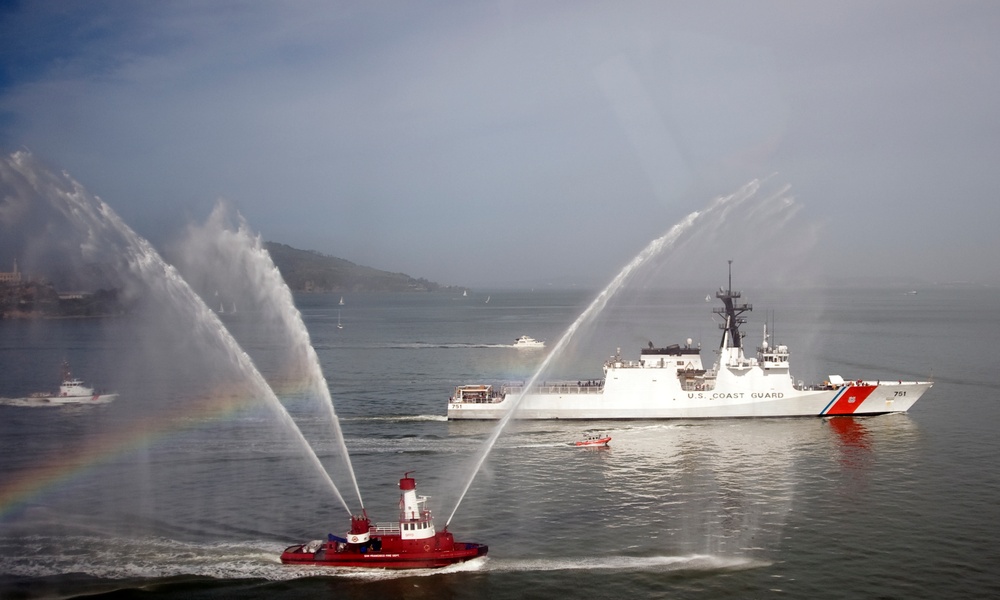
left=1, top=287, right=998, bottom=599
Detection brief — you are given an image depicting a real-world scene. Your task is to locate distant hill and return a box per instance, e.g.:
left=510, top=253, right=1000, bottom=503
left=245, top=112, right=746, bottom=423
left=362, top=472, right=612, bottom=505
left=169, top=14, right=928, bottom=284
left=264, top=242, right=445, bottom=292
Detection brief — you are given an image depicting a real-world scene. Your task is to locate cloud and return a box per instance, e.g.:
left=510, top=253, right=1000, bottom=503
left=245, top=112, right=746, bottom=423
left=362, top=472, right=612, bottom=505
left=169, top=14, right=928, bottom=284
left=2, top=1, right=999, bottom=286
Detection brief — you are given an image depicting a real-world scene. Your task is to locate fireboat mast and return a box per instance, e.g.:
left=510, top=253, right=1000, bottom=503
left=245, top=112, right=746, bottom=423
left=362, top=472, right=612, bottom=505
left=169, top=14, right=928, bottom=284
left=714, top=260, right=753, bottom=352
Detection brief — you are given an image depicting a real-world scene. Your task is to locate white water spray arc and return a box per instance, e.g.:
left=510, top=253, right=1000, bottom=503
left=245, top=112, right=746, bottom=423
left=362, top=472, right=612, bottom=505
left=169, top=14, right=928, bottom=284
left=445, top=179, right=783, bottom=526
left=4, top=151, right=354, bottom=515
left=173, top=204, right=364, bottom=510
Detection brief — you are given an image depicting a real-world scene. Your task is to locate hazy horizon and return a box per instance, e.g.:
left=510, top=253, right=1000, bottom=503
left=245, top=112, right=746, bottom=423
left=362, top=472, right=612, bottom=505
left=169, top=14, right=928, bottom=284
left=3, top=2, right=999, bottom=288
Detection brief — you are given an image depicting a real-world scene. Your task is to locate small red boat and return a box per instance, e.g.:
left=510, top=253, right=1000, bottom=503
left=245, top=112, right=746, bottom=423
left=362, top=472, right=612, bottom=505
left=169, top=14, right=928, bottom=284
left=280, top=473, right=488, bottom=569
left=574, top=434, right=611, bottom=447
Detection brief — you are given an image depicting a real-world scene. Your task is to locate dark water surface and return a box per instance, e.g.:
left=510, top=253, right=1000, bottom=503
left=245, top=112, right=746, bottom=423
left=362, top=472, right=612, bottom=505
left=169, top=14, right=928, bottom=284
left=1, top=287, right=998, bottom=599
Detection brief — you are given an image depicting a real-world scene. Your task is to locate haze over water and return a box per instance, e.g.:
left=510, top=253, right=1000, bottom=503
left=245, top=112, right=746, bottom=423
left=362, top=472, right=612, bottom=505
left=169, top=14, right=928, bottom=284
left=1, top=154, right=998, bottom=598
left=3, top=286, right=998, bottom=598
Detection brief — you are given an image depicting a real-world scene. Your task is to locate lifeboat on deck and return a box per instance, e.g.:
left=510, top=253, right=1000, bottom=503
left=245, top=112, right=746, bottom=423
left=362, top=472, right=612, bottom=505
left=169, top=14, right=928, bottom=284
left=280, top=473, right=488, bottom=569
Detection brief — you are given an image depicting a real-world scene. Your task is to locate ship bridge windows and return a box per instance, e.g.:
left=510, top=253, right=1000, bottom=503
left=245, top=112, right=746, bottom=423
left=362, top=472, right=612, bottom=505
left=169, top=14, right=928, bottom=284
left=758, top=345, right=789, bottom=368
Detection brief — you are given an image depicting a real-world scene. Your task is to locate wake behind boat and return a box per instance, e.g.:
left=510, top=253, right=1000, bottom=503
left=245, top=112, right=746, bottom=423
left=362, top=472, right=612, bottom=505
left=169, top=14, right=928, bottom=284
left=281, top=473, right=487, bottom=569
left=448, top=266, right=932, bottom=420
left=7, top=361, right=118, bottom=406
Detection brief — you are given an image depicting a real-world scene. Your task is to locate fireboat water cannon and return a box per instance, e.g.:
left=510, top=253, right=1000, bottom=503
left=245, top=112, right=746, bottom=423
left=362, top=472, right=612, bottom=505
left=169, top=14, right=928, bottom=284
left=280, top=472, right=488, bottom=569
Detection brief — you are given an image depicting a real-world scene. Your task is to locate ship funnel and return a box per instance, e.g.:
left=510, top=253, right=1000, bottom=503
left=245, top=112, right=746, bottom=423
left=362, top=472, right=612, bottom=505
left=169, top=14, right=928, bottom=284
left=397, top=472, right=433, bottom=537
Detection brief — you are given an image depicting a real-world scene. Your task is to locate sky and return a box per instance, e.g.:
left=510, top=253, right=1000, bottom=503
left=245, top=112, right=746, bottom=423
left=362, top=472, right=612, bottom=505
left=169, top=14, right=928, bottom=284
left=1, top=1, right=999, bottom=288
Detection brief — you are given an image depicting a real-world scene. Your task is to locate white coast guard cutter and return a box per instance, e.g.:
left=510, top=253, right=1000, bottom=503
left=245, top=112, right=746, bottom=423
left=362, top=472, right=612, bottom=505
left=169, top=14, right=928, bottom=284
left=448, top=266, right=932, bottom=420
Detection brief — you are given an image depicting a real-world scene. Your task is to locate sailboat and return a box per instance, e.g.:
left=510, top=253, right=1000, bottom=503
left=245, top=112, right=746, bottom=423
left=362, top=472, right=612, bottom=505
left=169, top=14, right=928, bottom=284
left=485, top=295, right=490, bottom=304
left=339, top=296, right=345, bottom=305
left=337, top=309, right=343, bottom=329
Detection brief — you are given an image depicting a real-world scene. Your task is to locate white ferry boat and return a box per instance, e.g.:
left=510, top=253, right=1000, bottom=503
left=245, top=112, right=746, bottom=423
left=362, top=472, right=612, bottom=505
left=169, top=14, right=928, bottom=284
left=513, top=335, right=545, bottom=349
left=448, top=275, right=932, bottom=420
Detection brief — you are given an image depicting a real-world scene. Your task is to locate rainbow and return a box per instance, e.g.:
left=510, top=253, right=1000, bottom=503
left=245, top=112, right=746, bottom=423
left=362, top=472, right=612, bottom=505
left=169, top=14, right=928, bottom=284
left=0, top=379, right=336, bottom=521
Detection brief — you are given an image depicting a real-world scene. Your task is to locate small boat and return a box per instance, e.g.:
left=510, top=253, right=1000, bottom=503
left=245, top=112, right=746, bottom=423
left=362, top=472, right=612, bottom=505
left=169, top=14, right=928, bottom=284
left=337, top=309, right=343, bottom=330
left=280, top=473, right=488, bottom=569
left=26, top=361, right=117, bottom=405
left=513, top=335, right=545, bottom=349
left=339, top=296, right=345, bottom=305
left=574, top=434, right=611, bottom=447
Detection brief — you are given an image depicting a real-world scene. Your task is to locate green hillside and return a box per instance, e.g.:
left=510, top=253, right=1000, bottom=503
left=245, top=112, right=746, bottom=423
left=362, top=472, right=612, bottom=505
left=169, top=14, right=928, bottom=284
left=264, top=242, right=444, bottom=292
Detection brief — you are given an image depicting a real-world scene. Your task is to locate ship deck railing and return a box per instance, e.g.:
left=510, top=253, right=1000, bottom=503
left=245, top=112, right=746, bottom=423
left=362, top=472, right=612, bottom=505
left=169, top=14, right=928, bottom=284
left=371, top=523, right=402, bottom=535
left=604, top=359, right=646, bottom=369
left=501, top=381, right=605, bottom=396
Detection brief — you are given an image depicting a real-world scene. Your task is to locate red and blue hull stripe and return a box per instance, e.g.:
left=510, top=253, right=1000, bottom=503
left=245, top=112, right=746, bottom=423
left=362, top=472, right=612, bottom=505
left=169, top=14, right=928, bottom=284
left=821, top=385, right=877, bottom=416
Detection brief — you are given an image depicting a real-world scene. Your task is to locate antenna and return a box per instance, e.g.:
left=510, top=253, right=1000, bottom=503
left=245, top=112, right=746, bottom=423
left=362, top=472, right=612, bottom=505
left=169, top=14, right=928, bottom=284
left=714, top=261, right=752, bottom=350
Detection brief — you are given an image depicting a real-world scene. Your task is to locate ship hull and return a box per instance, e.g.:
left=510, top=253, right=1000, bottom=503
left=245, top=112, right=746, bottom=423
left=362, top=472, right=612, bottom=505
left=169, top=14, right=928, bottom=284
left=38, top=393, right=118, bottom=405
left=14, top=392, right=119, bottom=406
left=281, top=543, right=487, bottom=569
left=448, top=381, right=932, bottom=420
left=574, top=437, right=611, bottom=446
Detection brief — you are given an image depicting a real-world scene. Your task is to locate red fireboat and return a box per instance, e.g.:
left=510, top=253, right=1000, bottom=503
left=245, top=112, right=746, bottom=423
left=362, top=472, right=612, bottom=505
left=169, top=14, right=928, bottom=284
left=574, top=434, right=611, bottom=447
left=280, top=473, right=488, bottom=569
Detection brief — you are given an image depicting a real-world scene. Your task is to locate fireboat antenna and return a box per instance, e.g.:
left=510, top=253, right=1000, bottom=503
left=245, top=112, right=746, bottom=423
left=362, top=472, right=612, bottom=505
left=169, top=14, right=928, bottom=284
left=728, top=259, right=733, bottom=293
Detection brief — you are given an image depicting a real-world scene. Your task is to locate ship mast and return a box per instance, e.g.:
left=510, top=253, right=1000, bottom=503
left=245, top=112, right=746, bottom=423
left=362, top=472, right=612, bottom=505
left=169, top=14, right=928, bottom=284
left=713, top=260, right=752, bottom=350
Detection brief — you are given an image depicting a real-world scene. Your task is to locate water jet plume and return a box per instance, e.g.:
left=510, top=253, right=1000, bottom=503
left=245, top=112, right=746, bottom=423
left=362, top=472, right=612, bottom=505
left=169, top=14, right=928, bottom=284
left=167, top=201, right=363, bottom=510
left=445, top=178, right=818, bottom=525
left=0, top=151, right=351, bottom=538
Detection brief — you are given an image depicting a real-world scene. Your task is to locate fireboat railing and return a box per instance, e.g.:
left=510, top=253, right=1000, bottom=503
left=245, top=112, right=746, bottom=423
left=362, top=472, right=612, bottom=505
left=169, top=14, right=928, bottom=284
left=371, top=523, right=401, bottom=535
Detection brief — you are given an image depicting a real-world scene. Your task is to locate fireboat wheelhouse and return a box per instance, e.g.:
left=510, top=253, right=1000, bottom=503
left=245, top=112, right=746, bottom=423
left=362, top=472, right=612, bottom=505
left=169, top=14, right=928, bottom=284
left=280, top=473, right=488, bottom=569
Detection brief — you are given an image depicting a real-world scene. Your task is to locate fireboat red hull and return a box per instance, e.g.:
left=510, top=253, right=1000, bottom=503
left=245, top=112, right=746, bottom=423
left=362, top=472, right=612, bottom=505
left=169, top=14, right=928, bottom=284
left=280, top=540, right=488, bottom=569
